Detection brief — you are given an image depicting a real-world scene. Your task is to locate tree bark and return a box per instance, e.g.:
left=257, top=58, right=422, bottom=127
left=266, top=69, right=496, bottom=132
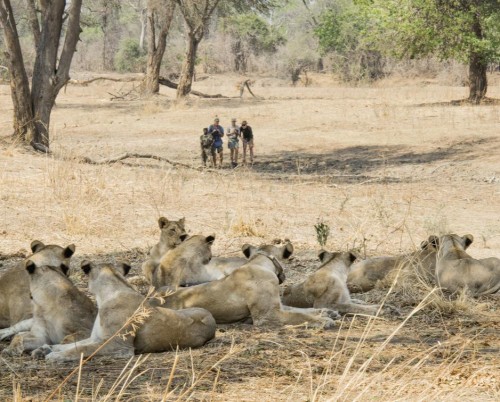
left=176, top=32, right=200, bottom=98
left=0, top=0, right=36, bottom=143
left=143, top=0, right=176, bottom=96
left=468, top=53, right=487, bottom=104
left=468, top=18, right=487, bottom=104
left=25, top=0, right=41, bottom=49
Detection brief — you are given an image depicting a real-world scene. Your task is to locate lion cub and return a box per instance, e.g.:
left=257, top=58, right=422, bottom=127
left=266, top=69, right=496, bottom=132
left=160, top=242, right=338, bottom=328
left=283, top=251, right=381, bottom=316
left=35, top=261, right=216, bottom=362
left=0, top=241, right=76, bottom=341
left=3, top=261, right=96, bottom=356
left=142, top=217, right=188, bottom=283
left=431, top=234, right=500, bottom=296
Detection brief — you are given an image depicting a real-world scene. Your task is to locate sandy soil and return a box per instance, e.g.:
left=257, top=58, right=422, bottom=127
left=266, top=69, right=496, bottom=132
left=0, top=72, right=499, bottom=401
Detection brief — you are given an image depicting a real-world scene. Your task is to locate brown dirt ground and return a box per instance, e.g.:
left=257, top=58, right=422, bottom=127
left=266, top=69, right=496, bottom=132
left=0, top=72, right=499, bottom=401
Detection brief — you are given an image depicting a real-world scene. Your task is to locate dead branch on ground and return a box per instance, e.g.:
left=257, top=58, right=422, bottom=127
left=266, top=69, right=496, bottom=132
left=68, top=76, right=143, bottom=86
left=158, top=76, right=236, bottom=99
left=238, top=79, right=260, bottom=98
left=107, top=85, right=140, bottom=101
left=79, top=152, right=196, bottom=170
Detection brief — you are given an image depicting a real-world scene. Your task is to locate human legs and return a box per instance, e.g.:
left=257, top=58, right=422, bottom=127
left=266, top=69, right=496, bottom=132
left=201, top=147, right=208, bottom=167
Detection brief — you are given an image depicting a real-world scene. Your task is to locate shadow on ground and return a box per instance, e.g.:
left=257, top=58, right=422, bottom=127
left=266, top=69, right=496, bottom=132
left=247, top=137, right=496, bottom=183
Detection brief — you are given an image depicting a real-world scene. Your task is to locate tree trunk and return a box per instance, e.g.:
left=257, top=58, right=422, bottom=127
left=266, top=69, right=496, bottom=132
left=0, top=0, right=36, bottom=143
left=25, top=0, right=41, bottom=49
left=468, top=16, right=488, bottom=104
left=1, top=0, right=82, bottom=149
left=143, top=0, right=176, bottom=96
left=31, top=1, right=65, bottom=146
left=176, top=33, right=200, bottom=98
left=139, top=7, right=147, bottom=51
left=468, top=53, right=487, bottom=104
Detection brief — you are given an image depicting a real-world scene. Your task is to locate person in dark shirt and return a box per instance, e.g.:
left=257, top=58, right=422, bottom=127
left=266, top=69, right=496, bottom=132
left=240, top=120, right=254, bottom=165
left=208, top=117, right=225, bottom=168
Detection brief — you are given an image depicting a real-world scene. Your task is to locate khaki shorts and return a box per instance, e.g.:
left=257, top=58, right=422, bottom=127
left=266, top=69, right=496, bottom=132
left=243, top=138, right=254, bottom=147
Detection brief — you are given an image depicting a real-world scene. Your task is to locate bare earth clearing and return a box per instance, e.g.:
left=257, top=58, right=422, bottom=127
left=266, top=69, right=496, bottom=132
left=0, top=73, right=499, bottom=401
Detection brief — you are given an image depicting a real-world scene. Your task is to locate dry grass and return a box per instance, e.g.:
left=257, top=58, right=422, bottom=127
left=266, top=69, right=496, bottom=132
left=0, top=72, right=499, bottom=400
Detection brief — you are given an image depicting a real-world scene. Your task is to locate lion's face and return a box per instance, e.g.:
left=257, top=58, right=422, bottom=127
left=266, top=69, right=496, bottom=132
left=158, top=217, right=188, bottom=248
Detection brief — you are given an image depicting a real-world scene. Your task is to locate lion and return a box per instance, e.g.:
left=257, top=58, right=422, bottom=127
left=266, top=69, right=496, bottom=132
left=34, top=261, right=216, bottom=362
left=282, top=250, right=383, bottom=315
left=0, top=240, right=76, bottom=341
left=347, top=240, right=437, bottom=293
left=152, top=234, right=217, bottom=288
left=158, top=241, right=338, bottom=328
left=152, top=234, right=250, bottom=288
left=3, top=260, right=96, bottom=356
left=142, top=217, right=188, bottom=283
left=430, top=234, right=500, bottom=296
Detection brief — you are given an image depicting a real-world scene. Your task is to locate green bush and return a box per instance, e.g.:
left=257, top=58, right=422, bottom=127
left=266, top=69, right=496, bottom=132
left=114, top=39, right=146, bottom=73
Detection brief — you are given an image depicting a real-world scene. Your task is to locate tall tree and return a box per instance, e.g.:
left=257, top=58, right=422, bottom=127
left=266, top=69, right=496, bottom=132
left=364, top=0, right=500, bottom=103
left=0, top=0, right=83, bottom=149
left=175, top=0, right=221, bottom=99
left=142, top=0, right=176, bottom=95
left=100, top=0, right=121, bottom=70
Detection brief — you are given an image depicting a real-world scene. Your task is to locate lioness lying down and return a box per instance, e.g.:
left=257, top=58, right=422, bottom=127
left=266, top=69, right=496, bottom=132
left=3, top=261, right=96, bottom=356
left=0, top=241, right=76, bottom=341
left=142, top=217, right=188, bottom=284
left=153, top=234, right=250, bottom=288
left=347, top=240, right=437, bottom=293
left=158, top=242, right=338, bottom=328
left=35, top=261, right=216, bottom=362
left=152, top=234, right=216, bottom=288
left=282, top=250, right=382, bottom=316
left=431, top=234, right=500, bottom=296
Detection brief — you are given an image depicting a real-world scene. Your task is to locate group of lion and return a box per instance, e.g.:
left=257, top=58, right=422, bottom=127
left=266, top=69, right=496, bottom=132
left=0, top=217, right=498, bottom=362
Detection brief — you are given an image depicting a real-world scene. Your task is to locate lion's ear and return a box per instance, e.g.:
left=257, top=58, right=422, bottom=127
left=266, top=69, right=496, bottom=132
left=348, top=252, right=357, bottom=264
left=25, top=260, right=37, bottom=274
left=463, top=234, right=474, bottom=249
left=30, top=240, right=45, bottom=253
left=318, top=250, right=328, bottom=262
left=282, top=242, right=294, bottom=259
left=60, top=263, right=70, bottom=276
left=179, top=217, right=186, bottom=228
left=428, top=235, right=439, bottom=248
left=120, top=262, right=132, bottom=277
left=242, top=244, right=254, bottom=258
left=63, top=244, right=76, bottom=258
left=205, top=234, right=215, bottom=244
left=158, top=217, right=168, bottom=229
left=81, top=260, right=93, bottom=275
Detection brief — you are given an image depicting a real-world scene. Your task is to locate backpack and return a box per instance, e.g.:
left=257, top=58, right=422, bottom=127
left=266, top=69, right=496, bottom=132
left=200, top=133, right=214, bottom=148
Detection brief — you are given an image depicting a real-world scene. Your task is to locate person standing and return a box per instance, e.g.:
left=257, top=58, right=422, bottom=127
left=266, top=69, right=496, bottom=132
left=240, top=120, right=254, bottom=165
left=208, top=117, right=224, bottom=168
left=200, top=127, right=214, bottom=167
left=226, top=118, right=240, bottom=168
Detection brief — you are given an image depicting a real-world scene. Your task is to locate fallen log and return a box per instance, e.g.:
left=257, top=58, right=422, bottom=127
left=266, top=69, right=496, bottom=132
left=158, top=76, right=235, bottom=98
left=79, top=152, right=195, bottom=169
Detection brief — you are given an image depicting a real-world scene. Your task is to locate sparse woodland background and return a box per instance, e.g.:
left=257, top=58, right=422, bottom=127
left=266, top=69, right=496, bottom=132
left=1, top=0, right=498, bottom=87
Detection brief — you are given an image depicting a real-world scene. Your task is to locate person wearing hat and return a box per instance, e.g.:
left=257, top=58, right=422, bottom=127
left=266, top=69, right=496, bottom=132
left=226, top=118, right=240, bottom=168
left=208, top=117, right=225, bottom=168
left=240, top=120, right=254, bottom=165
